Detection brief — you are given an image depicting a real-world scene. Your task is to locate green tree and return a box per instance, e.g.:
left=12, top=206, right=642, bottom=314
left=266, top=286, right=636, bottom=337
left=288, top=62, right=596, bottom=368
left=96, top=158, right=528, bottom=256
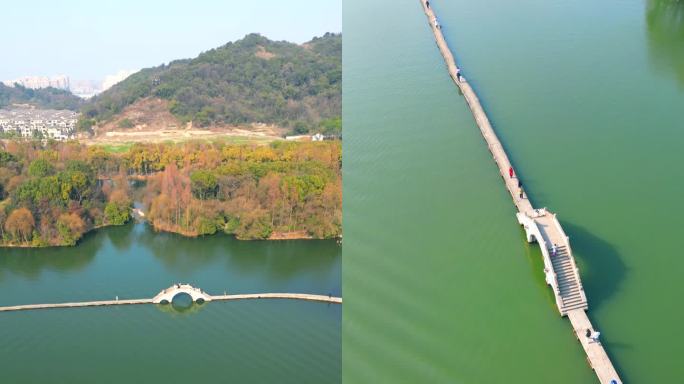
left=76, top=117, right=97, bottom=132
left=190, top=170, right=218, bottom=199
left=235, top=211, right=273, bottom=239
left=104, top=202, right=130, bottom=225
left=59, top=170, right=91, bottom=203
left=28, top=158, right=54, bottom=177
left=320, top=117, right=341, bottom=135
left=0, top=151, right=17, bottom=166
left=104, top=189, right=132, bottom=225
left=59, top=161, right=95, bottom=203
left=195, top=216, right=217, bottom=235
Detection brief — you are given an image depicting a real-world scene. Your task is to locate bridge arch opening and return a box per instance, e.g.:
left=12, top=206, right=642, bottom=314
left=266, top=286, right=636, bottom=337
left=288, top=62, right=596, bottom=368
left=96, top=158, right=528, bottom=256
left=171, top=292, right=193, bottom=310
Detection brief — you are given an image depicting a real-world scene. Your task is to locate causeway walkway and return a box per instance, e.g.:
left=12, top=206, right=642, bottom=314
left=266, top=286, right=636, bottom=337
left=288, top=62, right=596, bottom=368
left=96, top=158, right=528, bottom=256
left=0, top=284, right=342, bottom=313
left=420, top=2, right=621, bottom=383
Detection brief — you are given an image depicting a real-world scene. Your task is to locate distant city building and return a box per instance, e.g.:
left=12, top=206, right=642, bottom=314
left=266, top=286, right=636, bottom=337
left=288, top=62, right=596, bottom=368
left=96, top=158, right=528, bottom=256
left=0, top=108, right=78, bottom=140
left=3, top=75, right=70, bottom=90
left=4, top=70, right=136, bottom=99
left=69, top=80, right=101, bottom=99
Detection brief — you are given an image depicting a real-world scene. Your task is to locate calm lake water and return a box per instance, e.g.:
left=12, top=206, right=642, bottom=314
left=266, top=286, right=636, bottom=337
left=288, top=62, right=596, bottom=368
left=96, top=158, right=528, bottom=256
left=0, top=223, right=341, bottom=383
left=344, top=0, right=684, bottom=382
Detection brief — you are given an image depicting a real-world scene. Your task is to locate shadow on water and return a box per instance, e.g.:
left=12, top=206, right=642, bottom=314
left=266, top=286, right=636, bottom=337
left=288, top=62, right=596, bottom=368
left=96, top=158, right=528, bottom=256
left=521, top=224, right=630, bottom=381
left=647, top=0, right=684, bottom=86
left=0, top=247, right=94, bottom=280
left=517, top=221, right=627, bottom=313
left=0, top=222, right=137, bottom=280
left=136, top=225, right=341, bottom=279
left=0, top=221, right=340, bottom=291
left=106, top=221, right=137, bottom=252
left=561, top=222, right=627, bottom=312
left=519, top=222, right=632, bottom=382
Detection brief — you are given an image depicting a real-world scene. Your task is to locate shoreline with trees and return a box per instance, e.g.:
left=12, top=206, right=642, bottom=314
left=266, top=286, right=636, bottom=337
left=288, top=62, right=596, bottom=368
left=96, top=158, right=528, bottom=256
left=0, top=139, right=341, bottom=247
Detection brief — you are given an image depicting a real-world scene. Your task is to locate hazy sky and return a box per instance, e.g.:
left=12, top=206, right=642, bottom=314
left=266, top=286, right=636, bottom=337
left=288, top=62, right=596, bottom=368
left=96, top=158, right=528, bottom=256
left=1, top=0, right=341, bottom=82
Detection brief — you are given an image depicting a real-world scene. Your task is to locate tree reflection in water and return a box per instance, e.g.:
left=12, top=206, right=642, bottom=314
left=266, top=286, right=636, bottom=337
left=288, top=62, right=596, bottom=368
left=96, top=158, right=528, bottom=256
left=647, top=0, right=684, bottom=86
left=0, top=222, right=341, bottom=300
left=0, top=221, right=136, bottom=280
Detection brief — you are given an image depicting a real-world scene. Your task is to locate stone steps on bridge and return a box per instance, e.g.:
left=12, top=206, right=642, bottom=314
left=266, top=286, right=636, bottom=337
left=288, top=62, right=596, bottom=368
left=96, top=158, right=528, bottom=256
left=550, top=246, right=587, bottom=314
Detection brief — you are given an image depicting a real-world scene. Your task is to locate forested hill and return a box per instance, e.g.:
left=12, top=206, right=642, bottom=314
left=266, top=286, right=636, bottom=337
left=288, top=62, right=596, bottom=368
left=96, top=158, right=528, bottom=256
left=0, top=83, right=83, bottom=111
left=81, top=33, right=341, bottom=134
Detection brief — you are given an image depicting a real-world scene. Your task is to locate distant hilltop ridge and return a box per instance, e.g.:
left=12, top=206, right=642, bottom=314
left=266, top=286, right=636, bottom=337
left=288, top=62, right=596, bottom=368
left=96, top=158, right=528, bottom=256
left=1, top=32, right=341, bottom=136
left=83, top=32, right=341, bottom=135
left=0, top=83, right=83, bottom=111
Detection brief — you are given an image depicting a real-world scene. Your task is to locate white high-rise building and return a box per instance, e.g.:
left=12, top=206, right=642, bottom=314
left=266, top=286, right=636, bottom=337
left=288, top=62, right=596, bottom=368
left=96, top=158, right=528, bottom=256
left=3, top=75, right=70, bottom=90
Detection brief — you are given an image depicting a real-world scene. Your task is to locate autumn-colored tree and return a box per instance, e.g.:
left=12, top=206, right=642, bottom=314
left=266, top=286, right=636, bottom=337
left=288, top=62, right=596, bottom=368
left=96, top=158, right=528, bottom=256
left=235, top=209, right=273, bottom=240
left=257, top=173, right=284, bottom=226
left=57, top=212, right=86, bottom=246
left=7, top=175, right=24, bottom=193
left=4, top=207, right=35, bottom=244
left=0, top=208, right=7, bottom=239
left=0, top=140, right=341, bottom=245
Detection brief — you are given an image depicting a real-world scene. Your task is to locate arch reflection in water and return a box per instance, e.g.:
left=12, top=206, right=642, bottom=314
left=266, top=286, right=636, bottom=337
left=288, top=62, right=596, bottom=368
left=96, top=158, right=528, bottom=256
left=171, top=292, right=194, bottom=311
left=155, top=294, right=207, bottom=315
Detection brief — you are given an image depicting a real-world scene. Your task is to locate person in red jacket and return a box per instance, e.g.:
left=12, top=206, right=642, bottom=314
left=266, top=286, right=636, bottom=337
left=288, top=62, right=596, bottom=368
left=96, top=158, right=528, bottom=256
left=509, top=166, right=514, bottom=179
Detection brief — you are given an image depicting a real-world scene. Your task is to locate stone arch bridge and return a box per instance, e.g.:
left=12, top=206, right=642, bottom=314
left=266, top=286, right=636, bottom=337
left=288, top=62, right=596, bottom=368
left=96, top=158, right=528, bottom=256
left=152, top=284, right=212, bottom=304
left=0, top=284, right=342, bottom=312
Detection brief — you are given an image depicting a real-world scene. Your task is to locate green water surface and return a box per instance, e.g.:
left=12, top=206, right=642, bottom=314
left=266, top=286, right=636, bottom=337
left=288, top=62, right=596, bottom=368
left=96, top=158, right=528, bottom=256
left=343, top=0, right=684, bottom=382
left=0, top=223, right=341, bottom=383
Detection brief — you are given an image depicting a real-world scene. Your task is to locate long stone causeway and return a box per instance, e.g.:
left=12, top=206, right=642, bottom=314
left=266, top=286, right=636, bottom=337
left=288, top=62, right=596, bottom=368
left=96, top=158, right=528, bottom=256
left=0, top=284, right=342, bottom=312
left=420, top=1, right=622, bottom=383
